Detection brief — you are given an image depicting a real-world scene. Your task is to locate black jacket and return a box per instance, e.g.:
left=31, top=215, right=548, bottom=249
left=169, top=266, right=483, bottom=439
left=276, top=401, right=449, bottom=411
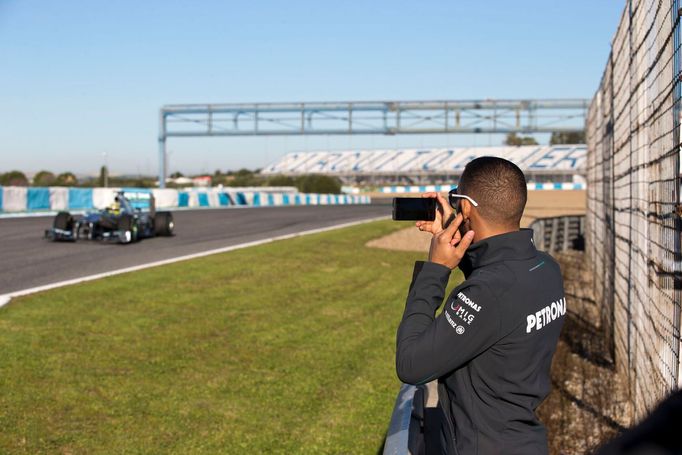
left=396, top=229, right=565, bottom=455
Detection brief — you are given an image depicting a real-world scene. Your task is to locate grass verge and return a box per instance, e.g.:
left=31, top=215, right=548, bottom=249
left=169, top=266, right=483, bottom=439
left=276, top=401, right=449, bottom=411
left=0, top=220, right=463, bottom=454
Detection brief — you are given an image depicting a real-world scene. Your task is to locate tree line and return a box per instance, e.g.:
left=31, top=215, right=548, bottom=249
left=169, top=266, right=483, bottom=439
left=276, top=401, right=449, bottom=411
left=0, top=169, right=155, bottom=188
left=0, top=170, right=79, bottom=187
left=0, top=168, right=343, bottom=194
left=504, top=131, right=585, bottom=146
left=205, top=169, right=342, bottom=194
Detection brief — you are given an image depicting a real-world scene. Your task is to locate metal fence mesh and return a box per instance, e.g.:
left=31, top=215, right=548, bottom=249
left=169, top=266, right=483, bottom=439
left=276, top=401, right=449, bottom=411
left=585, top=0, right=681, bottom=417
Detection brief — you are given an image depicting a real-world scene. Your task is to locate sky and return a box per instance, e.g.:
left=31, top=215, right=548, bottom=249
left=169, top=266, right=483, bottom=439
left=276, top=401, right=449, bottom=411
left=0, top=1, right=624, bottom=177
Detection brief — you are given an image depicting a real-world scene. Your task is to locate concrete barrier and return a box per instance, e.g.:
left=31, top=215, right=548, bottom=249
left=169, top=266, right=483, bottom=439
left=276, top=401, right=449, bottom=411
left=3, top=187, right=27, bottom=212
left=27, top=188, right=50, bottom=210
left=0, top=186, right=372, bottom=214
left=153, top=189, right=179, bottom=208
left=383, top=383, right=419, bottom=455
left=49, top=187, right=68, bottom=211
left=530, top=215, right=585, bottom=252
left=67, top=188, right=94, bottom=210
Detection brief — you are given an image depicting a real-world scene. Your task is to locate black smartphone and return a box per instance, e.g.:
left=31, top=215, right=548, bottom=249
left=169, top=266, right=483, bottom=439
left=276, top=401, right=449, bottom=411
left=392, top=197, right=437, bottom=221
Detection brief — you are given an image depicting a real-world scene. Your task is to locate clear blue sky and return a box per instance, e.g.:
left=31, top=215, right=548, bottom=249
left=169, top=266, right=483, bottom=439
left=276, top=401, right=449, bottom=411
left=0, top=1, right=623, bottom=177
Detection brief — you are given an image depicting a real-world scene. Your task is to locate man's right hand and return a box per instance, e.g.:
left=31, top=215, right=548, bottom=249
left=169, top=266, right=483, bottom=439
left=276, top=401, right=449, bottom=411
left=415, top=192, right=454, bottom=235
left=428, top=213, right=475, bottom=269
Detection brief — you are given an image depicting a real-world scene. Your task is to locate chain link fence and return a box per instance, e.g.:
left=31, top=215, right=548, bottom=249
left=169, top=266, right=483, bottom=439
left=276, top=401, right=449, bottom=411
left=586, top=0, right=682, bottom=417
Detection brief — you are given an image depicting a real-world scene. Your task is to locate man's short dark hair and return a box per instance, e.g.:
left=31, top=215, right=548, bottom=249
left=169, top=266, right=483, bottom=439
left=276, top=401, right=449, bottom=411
left=458, top=156, right=527, bottom=227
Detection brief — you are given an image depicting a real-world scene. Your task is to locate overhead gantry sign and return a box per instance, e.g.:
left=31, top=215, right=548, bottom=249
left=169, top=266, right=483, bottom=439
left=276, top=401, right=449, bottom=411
left=157, top=99, right=589, bottom=187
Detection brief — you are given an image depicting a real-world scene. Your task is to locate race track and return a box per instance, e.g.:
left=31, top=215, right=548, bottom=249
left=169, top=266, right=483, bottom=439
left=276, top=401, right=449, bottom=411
left=0, top=204, right=390, bottom=295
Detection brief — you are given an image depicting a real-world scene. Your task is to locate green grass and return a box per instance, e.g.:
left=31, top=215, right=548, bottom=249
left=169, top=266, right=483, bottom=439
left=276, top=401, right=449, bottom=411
left=0, top=220, right=463, bottom=454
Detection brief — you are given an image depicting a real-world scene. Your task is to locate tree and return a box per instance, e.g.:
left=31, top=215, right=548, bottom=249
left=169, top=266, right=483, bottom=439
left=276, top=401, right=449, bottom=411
left=170, top=171, right=184, bottom=179
left=99, top=166, right=109, bottom=187
left=235, top=168, right=254, bottom=177
left=295, top=175, right=342, bottom=194
left=0, top=170, right=29, bottom=186
left=504, top=132, right=538, bottom=146
left=267, top=175, right=296, bottom=187
left=54, top=172, right=78, bottom=186
left=226, top=168, right=262, bottom=187
left=33, top=170, right=56, bottom=186
left=549, top=131, right=585, bottom=145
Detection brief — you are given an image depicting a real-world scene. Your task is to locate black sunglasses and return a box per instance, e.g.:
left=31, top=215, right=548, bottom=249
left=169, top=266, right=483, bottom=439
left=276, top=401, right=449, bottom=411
left=448, top=189, right=479, bottom=211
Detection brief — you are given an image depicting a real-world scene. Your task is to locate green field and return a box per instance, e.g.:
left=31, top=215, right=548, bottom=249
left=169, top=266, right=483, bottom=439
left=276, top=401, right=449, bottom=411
left=0, top=220, right=463, bottom=454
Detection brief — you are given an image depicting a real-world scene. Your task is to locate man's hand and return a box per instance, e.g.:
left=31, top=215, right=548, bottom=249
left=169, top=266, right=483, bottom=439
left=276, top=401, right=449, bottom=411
left=428, top=213, right=475, bottom=269
left=415, top=192, right=454, bottom=235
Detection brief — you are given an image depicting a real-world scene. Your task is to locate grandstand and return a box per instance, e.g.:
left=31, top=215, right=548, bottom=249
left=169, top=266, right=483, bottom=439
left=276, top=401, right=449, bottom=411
left=261, top=145, right=586, bottom=187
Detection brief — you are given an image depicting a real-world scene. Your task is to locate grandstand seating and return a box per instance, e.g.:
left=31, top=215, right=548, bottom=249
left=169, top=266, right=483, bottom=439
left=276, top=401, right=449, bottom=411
left=261, top=146, right=586, bottom=182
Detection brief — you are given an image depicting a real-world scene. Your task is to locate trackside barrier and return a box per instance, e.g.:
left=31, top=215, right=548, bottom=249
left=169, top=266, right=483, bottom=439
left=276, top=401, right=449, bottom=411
left=27, top=188, right=50, bottom=210
left=68, top=188, right=93, bottom=210
left=384, top=382, right=450, bottom=454
left=383, top=384, right=418, bottom=455
left=380, top=183, right=585, bottom=193
left=0, top=186, right=371, bottom=213
left=586, top=0, right=682, bottom=417
left=2, top=186, right=26, bottom=212
left=50, top=187, right=68, bottom=211
left=529, top=216, right=585, bottom=253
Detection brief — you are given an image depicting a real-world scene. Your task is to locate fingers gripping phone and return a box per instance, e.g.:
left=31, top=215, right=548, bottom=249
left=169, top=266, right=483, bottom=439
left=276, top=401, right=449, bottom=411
left=392, top=197, right=437, bottom=221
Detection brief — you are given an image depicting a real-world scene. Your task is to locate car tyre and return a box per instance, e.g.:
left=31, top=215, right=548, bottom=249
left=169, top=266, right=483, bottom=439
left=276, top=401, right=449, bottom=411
left=54, top=211, right=73, bottom=230
left=118, top=214, right=137, bottom=243
left=154, top=212, right=174, bottom=236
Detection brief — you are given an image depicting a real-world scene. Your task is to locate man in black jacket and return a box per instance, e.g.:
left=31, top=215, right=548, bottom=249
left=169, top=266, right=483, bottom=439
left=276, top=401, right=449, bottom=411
left=396, top=157, right=565, bottom=455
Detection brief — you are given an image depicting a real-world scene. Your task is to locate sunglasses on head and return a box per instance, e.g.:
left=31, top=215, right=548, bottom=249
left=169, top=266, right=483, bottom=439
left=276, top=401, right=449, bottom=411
left=448, top=188, right=479, bottom=213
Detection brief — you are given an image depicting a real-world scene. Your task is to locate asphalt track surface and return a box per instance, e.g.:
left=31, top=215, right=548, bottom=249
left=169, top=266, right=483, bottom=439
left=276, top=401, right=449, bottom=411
left=0, top=204, right=390, bottom=295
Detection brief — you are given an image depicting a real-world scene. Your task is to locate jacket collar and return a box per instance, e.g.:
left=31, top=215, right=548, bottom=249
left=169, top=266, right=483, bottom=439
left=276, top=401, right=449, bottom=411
left=459, top=228, right=537, bottom=277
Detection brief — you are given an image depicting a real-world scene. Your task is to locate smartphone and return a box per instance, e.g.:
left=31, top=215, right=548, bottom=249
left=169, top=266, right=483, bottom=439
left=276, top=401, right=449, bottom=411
left=392, top=197, right=436, bottom=221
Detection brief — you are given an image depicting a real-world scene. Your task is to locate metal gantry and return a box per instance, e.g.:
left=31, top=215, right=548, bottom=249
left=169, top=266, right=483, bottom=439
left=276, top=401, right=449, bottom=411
left=158, top=99, right=589, bottom=187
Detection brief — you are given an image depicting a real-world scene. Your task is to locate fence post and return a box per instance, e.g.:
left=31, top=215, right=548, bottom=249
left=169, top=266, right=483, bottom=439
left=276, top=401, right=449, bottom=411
left=671, top=0, right=682, bottom=388
left=549, top=218, right=558, bottom=252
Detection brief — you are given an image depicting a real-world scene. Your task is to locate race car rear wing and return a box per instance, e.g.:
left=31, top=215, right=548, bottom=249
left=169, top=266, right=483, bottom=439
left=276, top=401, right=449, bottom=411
left=121, top=189, right=155, bottom=216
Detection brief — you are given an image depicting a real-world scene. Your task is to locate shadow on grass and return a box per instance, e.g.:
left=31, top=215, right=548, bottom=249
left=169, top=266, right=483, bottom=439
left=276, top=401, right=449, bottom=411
left=538, top=251, right=632, bottom=455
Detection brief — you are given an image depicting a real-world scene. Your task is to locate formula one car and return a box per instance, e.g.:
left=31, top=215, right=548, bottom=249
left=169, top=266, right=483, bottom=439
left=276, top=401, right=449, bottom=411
left=44, top=190, right=174, bottom=244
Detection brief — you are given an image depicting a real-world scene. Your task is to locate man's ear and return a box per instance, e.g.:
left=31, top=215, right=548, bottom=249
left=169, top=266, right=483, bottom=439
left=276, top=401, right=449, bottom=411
left=460, top=200, right=471, bottom=219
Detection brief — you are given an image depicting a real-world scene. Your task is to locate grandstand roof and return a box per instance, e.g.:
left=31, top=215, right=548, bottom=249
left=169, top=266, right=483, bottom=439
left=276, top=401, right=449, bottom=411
left=261, top=145, right=586, bottom=176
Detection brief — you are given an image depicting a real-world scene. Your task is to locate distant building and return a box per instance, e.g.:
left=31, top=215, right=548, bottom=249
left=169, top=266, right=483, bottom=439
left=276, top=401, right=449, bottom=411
left=169, top=176, right=193, bottom=186
left=192, top=175, right=212, bottom=187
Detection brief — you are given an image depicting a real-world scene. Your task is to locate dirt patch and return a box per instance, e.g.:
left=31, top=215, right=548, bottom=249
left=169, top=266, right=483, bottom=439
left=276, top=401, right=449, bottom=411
left=366, top=191, right=586, bottom=252
left=366, top=223, right=432, bottom=252
left=521, top=190, right=586, bottom=227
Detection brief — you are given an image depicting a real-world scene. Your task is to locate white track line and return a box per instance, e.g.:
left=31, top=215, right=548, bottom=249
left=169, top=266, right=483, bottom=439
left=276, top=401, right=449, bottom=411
left=0, top=216, right=389, bottom=309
